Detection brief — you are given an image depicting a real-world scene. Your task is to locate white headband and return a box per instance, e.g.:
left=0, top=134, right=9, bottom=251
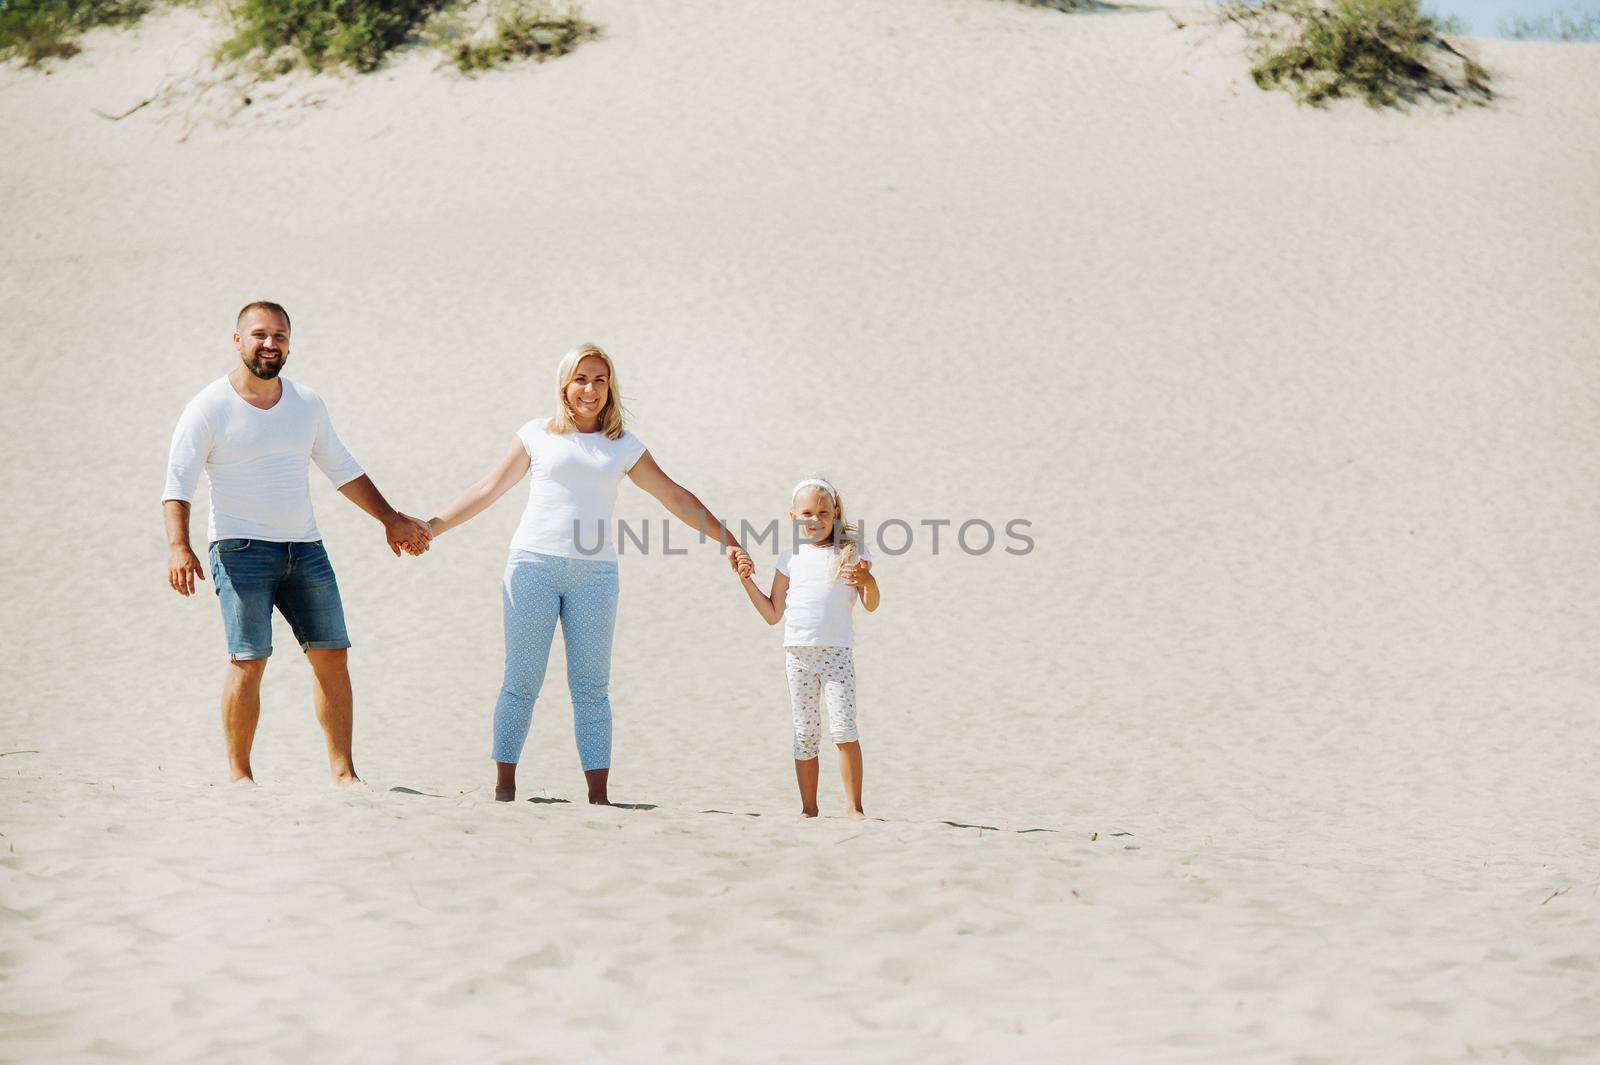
left=791, top=478, right=837, bottom=503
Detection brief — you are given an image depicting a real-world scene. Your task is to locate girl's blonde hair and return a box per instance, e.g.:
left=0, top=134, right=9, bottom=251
left=547, top=343, right=628, bottom=440
left=793, top=476, right=861, bottom=581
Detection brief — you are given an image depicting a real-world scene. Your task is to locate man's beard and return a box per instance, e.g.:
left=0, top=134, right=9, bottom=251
left=246, top=351, right=284, bottom=379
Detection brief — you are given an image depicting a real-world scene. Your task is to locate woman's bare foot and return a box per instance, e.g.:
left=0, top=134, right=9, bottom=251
left=494, top=761, right=517, bottom=803
left=585, top=767, right=610, bottom=805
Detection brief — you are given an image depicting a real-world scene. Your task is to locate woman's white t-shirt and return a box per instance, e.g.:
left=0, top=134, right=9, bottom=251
left=509, top=418, right=647, bottom=563
left=776, top=542, right=872, bottom=648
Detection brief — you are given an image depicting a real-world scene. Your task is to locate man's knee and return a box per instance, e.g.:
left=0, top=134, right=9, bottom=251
left=228, top=657, right=268, bottom=678
left=305, top=647, right=349, bottom=673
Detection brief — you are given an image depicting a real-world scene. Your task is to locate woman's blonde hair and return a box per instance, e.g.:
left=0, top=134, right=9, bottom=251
left=793, top=476, right=861, bottom=581
left=547, top=343, right=628, bottom=440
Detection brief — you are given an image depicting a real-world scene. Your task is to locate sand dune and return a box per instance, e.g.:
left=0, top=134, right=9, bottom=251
left=3, top=1, right=1599, bottom=1061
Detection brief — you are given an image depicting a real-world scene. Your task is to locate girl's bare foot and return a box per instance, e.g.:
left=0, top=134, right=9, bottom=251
left=794, top=758, right=820, bottom=819
left=836, top=742, right=864, bottom=819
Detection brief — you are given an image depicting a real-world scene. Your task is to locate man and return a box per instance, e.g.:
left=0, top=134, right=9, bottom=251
left=162, top=301, right=431, bottom=786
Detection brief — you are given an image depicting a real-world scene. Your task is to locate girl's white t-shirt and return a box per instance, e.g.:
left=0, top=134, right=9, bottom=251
left=509, top=418, right=647, bottom=563
left=776, top=542, right=872, bottom=648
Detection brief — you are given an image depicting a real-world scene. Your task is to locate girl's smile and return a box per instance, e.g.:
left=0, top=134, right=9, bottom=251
left=790, top=487, right=838, bottom=545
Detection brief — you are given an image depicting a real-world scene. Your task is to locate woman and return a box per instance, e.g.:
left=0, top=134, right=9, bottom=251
left=427, top=343, right=750, bottom=803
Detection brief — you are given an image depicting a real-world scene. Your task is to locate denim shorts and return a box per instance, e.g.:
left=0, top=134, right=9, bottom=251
left=209, top=539, right=351, bottom=660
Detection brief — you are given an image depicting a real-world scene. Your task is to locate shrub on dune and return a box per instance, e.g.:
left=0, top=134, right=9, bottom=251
left=1014, top=0, right=1114, bottom=10
left=0, top=0, right=153, bottom=66
left=218, top=0, right=444, bottom=73
left=424, top=0, right=597, bottom=73
left=1222, top=0, right=1491, bottom=108
left=217, top=0, right=595, bottom=75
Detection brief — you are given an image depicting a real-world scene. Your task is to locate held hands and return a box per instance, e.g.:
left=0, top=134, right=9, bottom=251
left=167, top=546, right=205, bottom=596
left=385, top=512, right=433, bottom=557
left=729, top=547, right=754, bottom=579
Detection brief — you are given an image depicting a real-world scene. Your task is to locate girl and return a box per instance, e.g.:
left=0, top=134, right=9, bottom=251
left=426, top=343, right=750, bottom=804
left=737, top=478, right=881, bottom=819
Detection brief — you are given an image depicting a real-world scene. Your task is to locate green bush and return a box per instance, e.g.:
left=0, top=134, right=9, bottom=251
left=1016, top=0, right=1110, bottom=10
left=1223, top=0, right=1491, bottom=108
left=1503, top=6, right=1600, bottom=41
left=217, top=0, right=595, bottom=76
left=0, top=0, right=153, bottom=66
left=218, top=0, right=445, bottom=72
left=426, top=0, right=596, bottom=73
left=1, top=0, right=598, bottom=74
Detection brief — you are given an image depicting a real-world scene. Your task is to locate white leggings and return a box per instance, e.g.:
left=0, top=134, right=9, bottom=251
left=785, top=645, right=859, bottom=760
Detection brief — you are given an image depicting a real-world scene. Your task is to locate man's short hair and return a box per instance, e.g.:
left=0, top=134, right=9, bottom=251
left=236, top=301, right=291, bottom=332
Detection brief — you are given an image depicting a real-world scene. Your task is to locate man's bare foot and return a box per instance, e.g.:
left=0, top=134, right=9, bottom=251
left=801, top=806, right=819, bottom=818
left=846, top=808, right=866, bottom=821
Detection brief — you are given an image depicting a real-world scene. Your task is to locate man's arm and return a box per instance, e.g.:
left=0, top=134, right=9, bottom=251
left=163, top=401, right=211, bottom=597
left=308, top=391, right=427, bottom=556
left=338, top=475, right=431, bottom=556
left=164, top=500, right=205, bottom=596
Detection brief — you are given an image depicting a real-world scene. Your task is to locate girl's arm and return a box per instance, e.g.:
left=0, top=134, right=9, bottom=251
left=739, top=569, right=789, bottom=626
left=845, top=560, right=881, bottom=612
left=427, top=437, right=531, bottom=537
left=626, top=450, right=746, bottom=558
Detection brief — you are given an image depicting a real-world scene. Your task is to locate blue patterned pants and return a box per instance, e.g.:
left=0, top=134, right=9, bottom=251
left=492, top=553, right=619, bottom=770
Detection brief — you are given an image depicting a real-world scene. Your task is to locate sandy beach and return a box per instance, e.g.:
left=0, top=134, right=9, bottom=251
left=3, top=1, right=1599, bottom=1061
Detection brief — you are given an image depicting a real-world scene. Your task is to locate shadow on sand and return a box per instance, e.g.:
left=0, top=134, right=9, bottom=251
left=389, top=787, right=1124, bottom=837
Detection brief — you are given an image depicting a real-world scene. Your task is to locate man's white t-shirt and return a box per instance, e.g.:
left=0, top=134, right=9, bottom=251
left=776, top=541, right=872, bottom=648
left=510, top=418, right=648, bottom=564
left=162, top=376, right=365, bottom=543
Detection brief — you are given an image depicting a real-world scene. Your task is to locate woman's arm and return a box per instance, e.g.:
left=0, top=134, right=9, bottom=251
left=427, top=437, right=531, bottom=537
left=739, top=569, right=788, bottom=625
left=626, top=450, right=746, bottom=556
